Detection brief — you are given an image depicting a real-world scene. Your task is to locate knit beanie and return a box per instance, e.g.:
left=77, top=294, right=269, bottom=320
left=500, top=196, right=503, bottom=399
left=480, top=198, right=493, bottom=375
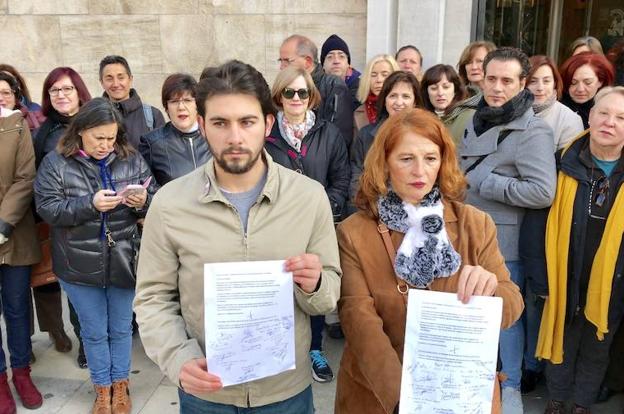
left=321, top=34, right=351, bottom=64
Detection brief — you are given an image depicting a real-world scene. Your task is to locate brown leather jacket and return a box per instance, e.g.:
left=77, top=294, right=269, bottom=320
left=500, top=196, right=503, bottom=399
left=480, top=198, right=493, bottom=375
left=0, top=113, right=40, bottom=266
left=335, top=201, right=523, bottom=414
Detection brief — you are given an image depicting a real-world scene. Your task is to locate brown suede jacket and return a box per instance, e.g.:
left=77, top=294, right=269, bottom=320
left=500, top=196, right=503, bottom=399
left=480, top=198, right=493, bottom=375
left=335, top=200, right=524, bottom=414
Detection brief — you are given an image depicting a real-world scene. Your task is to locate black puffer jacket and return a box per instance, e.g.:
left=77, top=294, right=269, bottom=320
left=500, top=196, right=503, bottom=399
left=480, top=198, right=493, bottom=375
left=265, top=117, right=350, bottom=219
left=34, top=151, right=157, bottom=288
left=104, top=89, right=165, bottom=150
left=349, top=118, right=385, bottom=202
left=33, top=111, right=73, bottom=168
left=139, top=122, right=211, bottom=186
left=311, top=64, right=354, bottom=148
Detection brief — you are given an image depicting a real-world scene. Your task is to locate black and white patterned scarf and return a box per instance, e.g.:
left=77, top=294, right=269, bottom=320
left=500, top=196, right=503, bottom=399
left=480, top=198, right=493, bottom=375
left=377, top=186, right=461, bottom=287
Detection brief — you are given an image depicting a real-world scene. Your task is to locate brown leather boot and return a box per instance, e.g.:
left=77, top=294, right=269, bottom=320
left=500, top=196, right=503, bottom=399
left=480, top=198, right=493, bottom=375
left=572, top=404, right=591, bottom=414
left=111, top=379, right=131, bottom=414
left=92, top=384, right=111, bottom=414
left=543, top=400, right=566, bottom=414
left=49, top=330, right=72, bottom=353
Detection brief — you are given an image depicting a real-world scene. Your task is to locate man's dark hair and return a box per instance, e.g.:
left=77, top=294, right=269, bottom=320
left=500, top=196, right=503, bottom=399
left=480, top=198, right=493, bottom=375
left=196, top=60, right=276, bottom=119
left=483, top=47, right=531, bottom=79
left=395, top=45, right=423, bottom=66
left=99, top=55, right=132, bottom=80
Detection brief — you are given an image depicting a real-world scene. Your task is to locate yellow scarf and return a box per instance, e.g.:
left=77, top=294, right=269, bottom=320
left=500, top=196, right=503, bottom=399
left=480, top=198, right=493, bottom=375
left=536, top=162, right=624, bottom=364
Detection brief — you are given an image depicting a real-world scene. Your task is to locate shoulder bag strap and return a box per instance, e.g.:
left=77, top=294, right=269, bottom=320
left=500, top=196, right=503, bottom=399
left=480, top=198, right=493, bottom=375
left=464, top=129, right=513, bottom=174
left=377, top=222, right=409, bottom=303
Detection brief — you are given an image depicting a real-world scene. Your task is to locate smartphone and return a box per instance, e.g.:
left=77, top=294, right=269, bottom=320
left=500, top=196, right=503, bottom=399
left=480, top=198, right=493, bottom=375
left=118, top=185, right=145, bottom=198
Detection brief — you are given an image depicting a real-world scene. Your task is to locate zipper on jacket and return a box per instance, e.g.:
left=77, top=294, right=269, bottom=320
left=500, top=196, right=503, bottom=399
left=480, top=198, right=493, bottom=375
left=188, top=138, right=197, bottom=169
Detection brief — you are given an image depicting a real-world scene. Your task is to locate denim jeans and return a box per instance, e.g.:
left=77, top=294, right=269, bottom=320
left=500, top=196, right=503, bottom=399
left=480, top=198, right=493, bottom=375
left=59, top=280, right=134, bottom=385
left=178, top=386, right=314, bottom=414
left=499, top=260, right=524, bottom=390
left=0, top=265, right=32, bottom=373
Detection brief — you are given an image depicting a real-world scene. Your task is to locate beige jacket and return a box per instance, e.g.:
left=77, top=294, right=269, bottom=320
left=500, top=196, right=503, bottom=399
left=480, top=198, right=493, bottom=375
left=134, top=152, right=341, bottom=407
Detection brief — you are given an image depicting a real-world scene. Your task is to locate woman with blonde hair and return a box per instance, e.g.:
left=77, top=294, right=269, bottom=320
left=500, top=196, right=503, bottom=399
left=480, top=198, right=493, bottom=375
left=569, top=36, right=604, bottom=56
left=353, top=54, right=399, bottom=135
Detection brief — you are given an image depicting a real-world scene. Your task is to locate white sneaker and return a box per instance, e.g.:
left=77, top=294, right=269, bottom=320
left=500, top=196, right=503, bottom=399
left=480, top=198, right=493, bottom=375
left=502, top=387, right=524, bottom=414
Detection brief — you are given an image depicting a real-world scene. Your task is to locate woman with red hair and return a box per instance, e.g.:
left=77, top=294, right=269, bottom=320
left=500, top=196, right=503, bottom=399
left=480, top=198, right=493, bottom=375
left=335, top=108, right=523, bottom=414
left=560, top=52, right=615, bottom=129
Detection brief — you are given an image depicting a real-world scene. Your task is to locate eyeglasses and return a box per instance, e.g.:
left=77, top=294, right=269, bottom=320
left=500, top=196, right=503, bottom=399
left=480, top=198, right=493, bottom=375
left=167, top=98, right=195, bottom=107
left=0, top=89, right=14, bottom=98
left=277, top=58, right=297, bottom=66
left=281, top=88, right=310, bottom=100
left=49, top=86, right=75, bottom=97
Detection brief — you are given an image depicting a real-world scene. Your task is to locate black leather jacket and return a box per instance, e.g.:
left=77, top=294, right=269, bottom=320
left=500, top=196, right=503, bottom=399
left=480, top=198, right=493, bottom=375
left=139, top=122, right=211, bottom=186
left=34, top=151, right=157, bottom=288
left=265, top=117, right=350, bottom=219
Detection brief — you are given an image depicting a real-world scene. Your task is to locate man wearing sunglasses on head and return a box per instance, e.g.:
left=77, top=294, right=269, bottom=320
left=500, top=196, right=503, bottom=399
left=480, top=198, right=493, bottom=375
left=279, top=34, right=353, bottom=149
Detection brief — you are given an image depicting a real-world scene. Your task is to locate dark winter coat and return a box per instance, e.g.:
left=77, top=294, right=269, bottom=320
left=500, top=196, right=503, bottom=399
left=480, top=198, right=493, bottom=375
left=265, top=117, right=350, bottom=220
left=104, top=89, right=165, bottom=150
left=521, top=135, right=624, bottom=327
left=311, top=64, right=354, bottom=148
left=139, top=122, right=211, bottom=186
left=34, top=150, right=157, bottom=288
left=349, top=118, right=385, bottom=202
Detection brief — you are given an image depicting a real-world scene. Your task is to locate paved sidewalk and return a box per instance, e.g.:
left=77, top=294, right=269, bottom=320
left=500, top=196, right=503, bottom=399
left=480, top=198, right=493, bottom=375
left=3, top=300, right=623, bottom=413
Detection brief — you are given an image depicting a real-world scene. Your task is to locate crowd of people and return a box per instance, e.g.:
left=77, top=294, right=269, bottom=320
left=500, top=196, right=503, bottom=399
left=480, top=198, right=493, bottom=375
left=0, top=31, right=623, bottom=414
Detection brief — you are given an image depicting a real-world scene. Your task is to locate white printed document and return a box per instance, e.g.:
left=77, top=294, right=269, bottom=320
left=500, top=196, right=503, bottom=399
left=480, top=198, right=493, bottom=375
left=400, top=290, right=502, bottom=414
left=204, top=260, right=295, bottom=387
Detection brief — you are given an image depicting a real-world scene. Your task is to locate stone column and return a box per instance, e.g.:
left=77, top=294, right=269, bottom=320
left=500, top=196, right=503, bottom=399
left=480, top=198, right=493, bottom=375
left=367, top=0, right=473, bottom=69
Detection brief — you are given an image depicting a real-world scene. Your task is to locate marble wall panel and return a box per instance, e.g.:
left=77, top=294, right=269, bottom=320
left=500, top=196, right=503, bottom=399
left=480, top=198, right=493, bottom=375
left=89, top=0, right=199, bottom=15
left=160, top=14, right=215, bottom=74
left=0, top=0, right=6, bottom=14
left=213, top=15, right=266, bottom=75
left=8, top=0, right=88, bottom=15
left=60, top=15, right=162, bottom=76
left=202, top=0, right=365, bottom=15
left=264, top=14, right=366, bottom=83
left=0, top=16, right=63, bottom=73
left=442, top=0, right=473, bottom=66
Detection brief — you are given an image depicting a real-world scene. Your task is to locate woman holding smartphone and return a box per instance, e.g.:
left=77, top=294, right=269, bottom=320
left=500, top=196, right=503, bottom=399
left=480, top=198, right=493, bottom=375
left=34, top=98, right=156, bottom=414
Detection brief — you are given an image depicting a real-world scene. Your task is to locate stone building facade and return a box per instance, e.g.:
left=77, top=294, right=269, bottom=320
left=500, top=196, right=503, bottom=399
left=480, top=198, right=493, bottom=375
left=1, top=0, right=368, bottom=112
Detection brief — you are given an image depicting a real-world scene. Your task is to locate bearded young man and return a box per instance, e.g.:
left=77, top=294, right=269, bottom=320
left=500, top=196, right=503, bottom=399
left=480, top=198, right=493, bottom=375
left=133, top=60, right=341, bottom=414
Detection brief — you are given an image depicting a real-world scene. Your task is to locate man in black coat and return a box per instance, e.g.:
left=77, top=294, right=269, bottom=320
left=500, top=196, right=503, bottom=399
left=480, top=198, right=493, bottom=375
left=279, top=35, right=353, bottom=148
left=99, top=55, right=165, bottom=149
left=321, top=34, right=361, bottom=112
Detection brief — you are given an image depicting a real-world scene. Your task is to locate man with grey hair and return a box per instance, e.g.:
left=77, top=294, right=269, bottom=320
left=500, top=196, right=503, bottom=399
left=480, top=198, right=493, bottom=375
left=279, top=34, right=353, bottom=148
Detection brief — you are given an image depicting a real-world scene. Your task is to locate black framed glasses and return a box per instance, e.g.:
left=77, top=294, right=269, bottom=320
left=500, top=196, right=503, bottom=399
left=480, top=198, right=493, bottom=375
left=281, top=88, right=309, bottom=100
left=48, top=86, right=75, bottom=97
